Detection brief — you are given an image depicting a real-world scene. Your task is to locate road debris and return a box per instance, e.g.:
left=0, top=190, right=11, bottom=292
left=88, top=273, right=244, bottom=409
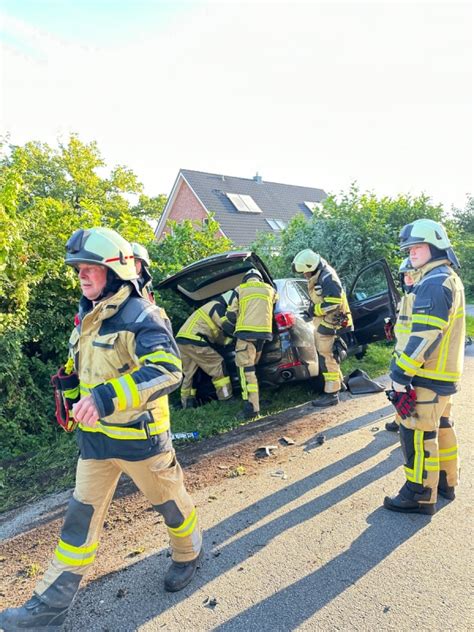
left=203, top=596, right=218, bottom=609
left=225, top=465, right=246, bottom=478
left=280, top=436, right=296, bottom=445
left=270, top=469, right=288, bottom=480
left=255, top=445, right=278, bottom=457
left=315, top=434, right=326, bottom=446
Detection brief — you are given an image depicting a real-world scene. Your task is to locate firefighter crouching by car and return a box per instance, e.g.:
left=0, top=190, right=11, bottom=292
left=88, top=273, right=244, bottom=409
left=222, top=269, right=277, bottom=419
left=383, top=218, right=465, bottom=515
left=292, top=249, right=353, bottom=408
left=176, top=297, right=233, bottom=408
left=385, top=258, right=423, bottom=432
left=131, top=241, right=155, bottom=302
left=0, top=228, right=202, bottom=632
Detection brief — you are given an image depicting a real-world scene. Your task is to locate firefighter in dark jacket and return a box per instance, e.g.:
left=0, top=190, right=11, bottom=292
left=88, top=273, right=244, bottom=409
left=384, top=219, right=465, bottom=515
left=176, top=297, right=233, bottom=408
left=131, top=241, right=154, bottom=302
left=292, top=249, right=353, bottom=408
left=0, top=228, right=202, bottom=631
left=222, top=269, right=277, bottom=418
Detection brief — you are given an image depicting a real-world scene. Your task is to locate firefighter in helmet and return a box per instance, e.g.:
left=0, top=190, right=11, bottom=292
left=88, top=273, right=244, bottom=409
left=292, top=249, right=353, bottom=407
left=222, top=268, right=277, bottom=419
left=0, top=228, right=202, bottom=630
left=176, top=296, right=233, bottom=408
left=384, top=218, right=464, bottom=515
left=131, top=241, right=154, bottom=302
left=385, top=258, right=422, bottom=432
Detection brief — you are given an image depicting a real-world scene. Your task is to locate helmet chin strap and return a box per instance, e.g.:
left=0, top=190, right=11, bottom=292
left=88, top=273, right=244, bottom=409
left=95, top=269, right=125, bottom=301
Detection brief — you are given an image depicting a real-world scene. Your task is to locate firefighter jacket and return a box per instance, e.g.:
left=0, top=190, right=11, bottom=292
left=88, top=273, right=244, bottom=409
left=222, top=280, right=277, bottom=341
left=69, top=284, right=182, bottom=460
left=308, top=259, right=353, bottom=335
left=393, top=270, right=423, bottom=352
left=390, top=258, right=466, bottom=395
left=176, top=298, right=230, bottom=347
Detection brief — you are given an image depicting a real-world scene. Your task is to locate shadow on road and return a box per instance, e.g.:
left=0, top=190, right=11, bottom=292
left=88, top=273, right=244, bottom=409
left=64, top=406, right=411, bottom=630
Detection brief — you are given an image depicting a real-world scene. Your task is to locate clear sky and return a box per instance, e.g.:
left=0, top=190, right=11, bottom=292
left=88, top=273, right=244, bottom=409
left=0, top=0, right=472, bottom=210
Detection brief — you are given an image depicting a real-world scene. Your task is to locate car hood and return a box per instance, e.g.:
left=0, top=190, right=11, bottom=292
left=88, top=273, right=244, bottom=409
left=156, top=251, right=275, bottom=307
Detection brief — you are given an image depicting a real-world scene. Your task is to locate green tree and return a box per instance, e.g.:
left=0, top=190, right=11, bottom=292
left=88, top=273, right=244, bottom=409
left=451, top=194, right=474, bottom=299
left=0, top=136, right=165, bottom=458
left=251, top=184, right=449, bottom=286
left=150, top=215, right=233, bottom=329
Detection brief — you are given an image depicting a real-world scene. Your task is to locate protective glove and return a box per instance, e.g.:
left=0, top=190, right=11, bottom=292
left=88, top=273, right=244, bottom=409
left=385, top=385, right=417, bottom=420
left=384, top=318, right=395, bottom=341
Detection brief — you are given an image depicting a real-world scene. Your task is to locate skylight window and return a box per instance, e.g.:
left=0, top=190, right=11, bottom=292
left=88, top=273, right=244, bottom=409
left=227, top=193, right=262, bottom=213
left=266, top=219, right=287, bottom=230
left=304, top=201, right=322, bottom=213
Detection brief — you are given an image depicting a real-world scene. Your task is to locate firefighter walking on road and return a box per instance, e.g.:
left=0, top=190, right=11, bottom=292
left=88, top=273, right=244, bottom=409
left=292, top=249, right=353, bottom=408
left=222, top=268, right=277, bottom=419
left=0, top=228, right=202, bottom=631
left=384, top=219, right=465, bottom=515
left=176, top=297, right=233, bottom=408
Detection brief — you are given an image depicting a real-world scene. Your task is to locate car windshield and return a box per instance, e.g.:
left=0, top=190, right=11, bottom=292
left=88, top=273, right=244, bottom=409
left=274, top=279, right=310, bottom=312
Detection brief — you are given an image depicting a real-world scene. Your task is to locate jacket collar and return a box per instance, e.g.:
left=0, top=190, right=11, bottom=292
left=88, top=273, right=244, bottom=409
left=79, top=284, right=133, bottom=323
left=416, top=258, right=451, bottom=281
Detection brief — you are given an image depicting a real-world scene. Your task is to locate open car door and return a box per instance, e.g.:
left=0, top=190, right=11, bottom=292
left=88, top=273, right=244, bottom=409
left=348, top=259, right=400, bottom=345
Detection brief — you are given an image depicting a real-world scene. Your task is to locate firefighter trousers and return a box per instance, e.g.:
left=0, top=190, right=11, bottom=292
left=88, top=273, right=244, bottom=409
left=314, top=330, right=342, bottom=393
left=399, top=387, right=459, bottom=505
left=35, top=451, right=202, bottom=608
left=178, top=343, right=232, bottom=406
left=235, top=339, right=262, bottom=413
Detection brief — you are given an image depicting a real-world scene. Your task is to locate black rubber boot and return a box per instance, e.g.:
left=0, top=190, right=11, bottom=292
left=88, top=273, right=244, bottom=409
left=312, top=393, right=339, bottom=408
left=164, top=550, right=203, bottom=592
left=0, top=594, right=70, bottom=630
left=383, top=494, right=436, bottom=515
left=438, top=471, right=456, bottom=500
left=385, top=419, right=399, bottom=432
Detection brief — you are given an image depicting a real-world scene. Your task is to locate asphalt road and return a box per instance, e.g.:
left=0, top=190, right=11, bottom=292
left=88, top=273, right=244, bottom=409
left=42, top=346, right=472, bottom=632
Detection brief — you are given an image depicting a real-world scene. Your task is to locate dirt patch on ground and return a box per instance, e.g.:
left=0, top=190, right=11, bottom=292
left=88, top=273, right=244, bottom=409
left=0, top=400, right=346, bottom=608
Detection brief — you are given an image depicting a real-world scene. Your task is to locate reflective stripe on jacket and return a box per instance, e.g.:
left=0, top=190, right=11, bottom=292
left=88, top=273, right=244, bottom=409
left=390, top=259, right=465, bottom=395
left=176, top=298, right=229, bottom=347
left=308, top=260, right=353, bottom=333
left=69, top=284, right=182, bottom=459
left=223, top=281, right=277, bottom=341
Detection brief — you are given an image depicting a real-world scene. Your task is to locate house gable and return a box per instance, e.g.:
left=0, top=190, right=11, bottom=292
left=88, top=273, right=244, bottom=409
left=155, top=169, right=326, bottom=246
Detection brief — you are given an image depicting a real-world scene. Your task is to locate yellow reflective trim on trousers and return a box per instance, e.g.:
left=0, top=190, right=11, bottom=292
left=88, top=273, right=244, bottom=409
left=425, top=456, right=439, bottom=472
left=58, top=539, right=98, bottom=554
left=239, top=367, right=248, bottom=400
left=412, top=314, right=448, bottom=329
left=411, top=430, right=424, bottom=484
left=323, top=372, right=339, bottom=380
left=140, top=350, right=182, bottom=370
left=394, top=325, right=411, bottom=335
left=168, top=508, right=197, bottom=538
left=439, top=454, right=457, bottom=461
left=439, top=445, right=458, bottom=454
left=79, top=418, right=170, bottom=440
left=55, top=539, right=98, bottom=566
left=247, top=384, right=258, bottom=393
left=212, top=376, right=231, bottom=388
